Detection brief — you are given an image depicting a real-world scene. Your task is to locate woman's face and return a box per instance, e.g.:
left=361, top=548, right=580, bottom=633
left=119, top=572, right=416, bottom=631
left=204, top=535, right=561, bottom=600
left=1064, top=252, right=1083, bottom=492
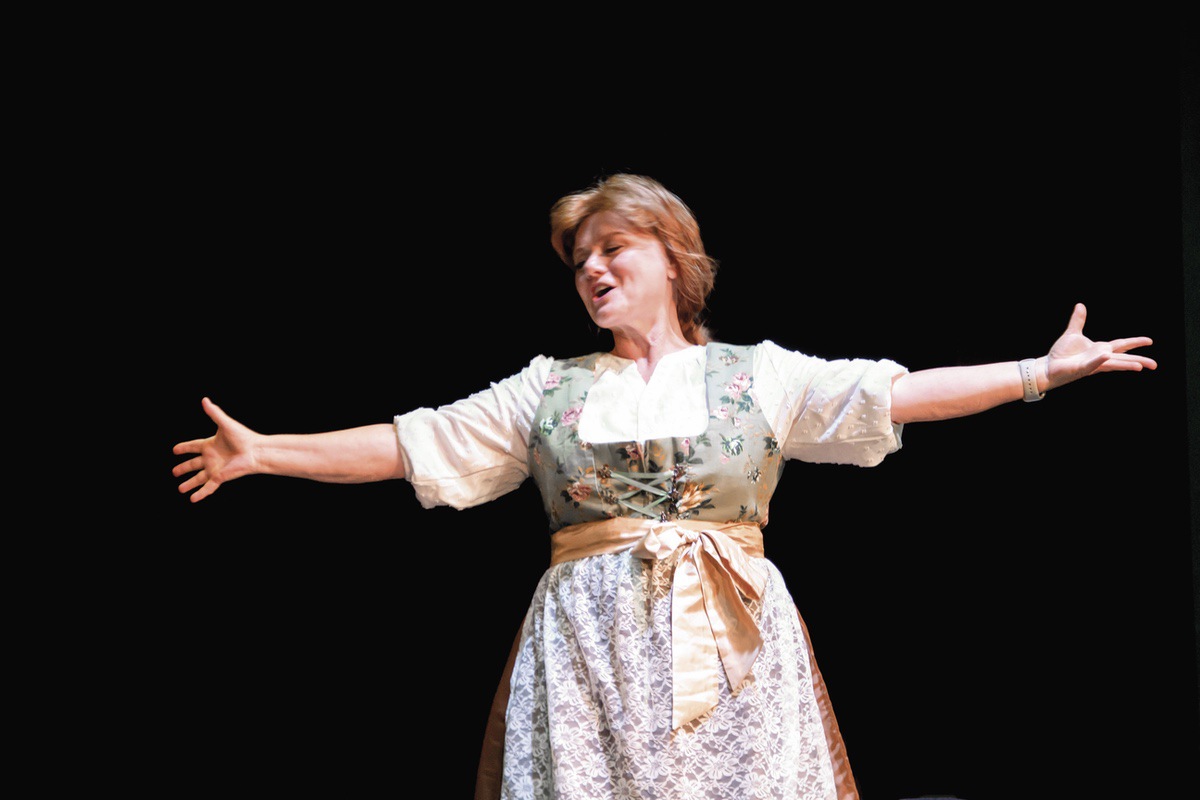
left=571, top=210, right=677, bottom=338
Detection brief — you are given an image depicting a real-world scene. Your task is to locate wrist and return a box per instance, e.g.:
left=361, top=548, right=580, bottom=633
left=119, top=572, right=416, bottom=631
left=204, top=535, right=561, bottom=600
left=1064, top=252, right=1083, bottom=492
left=1019, top=358, right=1046, bottom=402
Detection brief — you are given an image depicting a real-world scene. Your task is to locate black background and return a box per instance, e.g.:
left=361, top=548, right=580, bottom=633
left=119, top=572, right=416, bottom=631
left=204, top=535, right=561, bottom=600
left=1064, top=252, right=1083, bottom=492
left=111, top=14, right=1199, bottom=800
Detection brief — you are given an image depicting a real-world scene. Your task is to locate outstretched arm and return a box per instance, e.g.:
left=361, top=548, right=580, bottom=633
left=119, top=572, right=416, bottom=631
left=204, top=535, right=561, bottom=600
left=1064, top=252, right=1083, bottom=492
left=890, top=303, right=1156, bottom=424
left=172, top=397, right=405, bottom=502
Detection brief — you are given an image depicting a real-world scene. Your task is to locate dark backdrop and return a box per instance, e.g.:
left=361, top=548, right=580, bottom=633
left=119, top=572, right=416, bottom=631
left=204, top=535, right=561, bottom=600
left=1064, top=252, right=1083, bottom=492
left=124, top=18, right=1197, bottom=800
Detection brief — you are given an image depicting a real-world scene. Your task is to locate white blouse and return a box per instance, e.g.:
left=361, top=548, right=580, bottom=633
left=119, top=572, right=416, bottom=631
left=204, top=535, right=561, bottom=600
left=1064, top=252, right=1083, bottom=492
left=394, top=341, right=907, bottom=510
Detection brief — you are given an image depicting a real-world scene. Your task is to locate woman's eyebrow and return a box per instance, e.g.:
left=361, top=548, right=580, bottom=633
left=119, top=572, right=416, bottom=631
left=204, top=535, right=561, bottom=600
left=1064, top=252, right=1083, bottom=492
left=572, top=234, right=604, bottom=264
left=573, top=228, right=631, bottom=263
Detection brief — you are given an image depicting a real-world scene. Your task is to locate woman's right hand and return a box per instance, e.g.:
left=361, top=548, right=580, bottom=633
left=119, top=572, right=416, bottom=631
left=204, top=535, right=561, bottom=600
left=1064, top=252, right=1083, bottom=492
left=172, top=397, right=260, bottom=502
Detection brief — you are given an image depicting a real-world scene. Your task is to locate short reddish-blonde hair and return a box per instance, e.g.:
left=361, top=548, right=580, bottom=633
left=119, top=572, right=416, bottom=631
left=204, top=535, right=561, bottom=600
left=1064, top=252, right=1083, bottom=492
left=549, top=174, right=718, bottom=345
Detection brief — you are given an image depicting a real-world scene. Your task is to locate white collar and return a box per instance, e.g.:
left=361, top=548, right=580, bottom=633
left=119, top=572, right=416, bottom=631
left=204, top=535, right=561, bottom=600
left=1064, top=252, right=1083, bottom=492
left=592, top=345, right=705, bottom=379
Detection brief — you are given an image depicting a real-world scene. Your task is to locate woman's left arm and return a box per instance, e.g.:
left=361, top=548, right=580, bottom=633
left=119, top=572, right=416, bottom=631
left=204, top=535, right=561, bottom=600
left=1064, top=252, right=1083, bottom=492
left=890, top=303, right=1157, bottom=424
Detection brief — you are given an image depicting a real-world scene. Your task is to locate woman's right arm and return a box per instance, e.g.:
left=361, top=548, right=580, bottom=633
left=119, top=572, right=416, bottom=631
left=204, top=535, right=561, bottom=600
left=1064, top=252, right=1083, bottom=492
left=172, top=397, right=405, bottom=503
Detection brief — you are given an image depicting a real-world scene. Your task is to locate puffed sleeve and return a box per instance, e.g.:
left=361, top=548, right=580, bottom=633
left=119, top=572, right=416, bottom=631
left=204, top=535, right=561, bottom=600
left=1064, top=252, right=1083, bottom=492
left=393, top=355, right=553, bottom=510
left=755, top=339, right=907, bottom=467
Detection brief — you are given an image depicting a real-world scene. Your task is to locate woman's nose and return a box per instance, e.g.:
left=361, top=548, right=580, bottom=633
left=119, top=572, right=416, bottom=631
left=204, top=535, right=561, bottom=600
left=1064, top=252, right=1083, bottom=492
left=581, top=254, right=606, bottom=275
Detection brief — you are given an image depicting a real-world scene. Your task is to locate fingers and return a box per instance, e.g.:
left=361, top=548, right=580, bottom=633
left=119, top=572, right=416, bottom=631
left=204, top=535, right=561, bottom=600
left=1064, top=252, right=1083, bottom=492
left=1104, top=353, right=1158, bottom=372
left=1064, top=302, right=1088, bottom=335
left=175, top=397, right=225, bottom=503
left=190, top=482, right=218, bottom=503
left=175, top=397, right=223, bottom=456
left=1084, top=350, right=1158, bottom=374
left=177, top=468, right=223, bottom=502
left=202, top=396, right=225, bottom=423
left=172, top=439, right=204, bottom=456
left=177, top=469, right=207, bottom=494
left=172, top=456, right=204, bottom=478
left=1109, top=335, right=1154, bottom=354
left=1096, top=336, right=1156, bottom=371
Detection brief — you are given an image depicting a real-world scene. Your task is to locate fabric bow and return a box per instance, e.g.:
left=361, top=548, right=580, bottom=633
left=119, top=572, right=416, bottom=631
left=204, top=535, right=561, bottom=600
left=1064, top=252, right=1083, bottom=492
left=630, top=521, right=768, bottom=730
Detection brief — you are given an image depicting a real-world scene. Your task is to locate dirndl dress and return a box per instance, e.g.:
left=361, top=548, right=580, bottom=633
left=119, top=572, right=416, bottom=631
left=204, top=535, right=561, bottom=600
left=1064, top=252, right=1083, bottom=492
left=470, top=343, right=883, bottom=800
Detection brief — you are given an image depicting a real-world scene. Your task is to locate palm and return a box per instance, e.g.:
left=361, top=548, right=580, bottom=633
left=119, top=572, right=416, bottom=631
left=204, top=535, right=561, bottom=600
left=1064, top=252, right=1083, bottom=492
left=203, top=414, right=254, bottom=483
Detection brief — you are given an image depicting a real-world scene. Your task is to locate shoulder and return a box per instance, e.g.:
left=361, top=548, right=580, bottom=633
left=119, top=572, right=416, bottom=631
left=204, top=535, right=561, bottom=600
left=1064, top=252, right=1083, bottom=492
left=704, top=340, right=810, bottom=370
left=705, top=340, right=797, bottom=355
left=545, top=351, right=609, bottom=371
left=755, top=339, right=812, bottom=360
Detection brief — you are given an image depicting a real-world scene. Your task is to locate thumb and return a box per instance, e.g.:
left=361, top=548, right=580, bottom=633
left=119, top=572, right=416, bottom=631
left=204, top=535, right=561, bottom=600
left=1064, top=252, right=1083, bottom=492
left=1064, top=302, right=1088, bottom=336
left=201, top=396, right=227, bottom=425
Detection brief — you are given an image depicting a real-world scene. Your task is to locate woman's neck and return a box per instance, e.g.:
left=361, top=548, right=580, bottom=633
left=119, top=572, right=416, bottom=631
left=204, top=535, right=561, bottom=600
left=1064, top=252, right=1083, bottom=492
left=610, top=326, right=694, bottom=382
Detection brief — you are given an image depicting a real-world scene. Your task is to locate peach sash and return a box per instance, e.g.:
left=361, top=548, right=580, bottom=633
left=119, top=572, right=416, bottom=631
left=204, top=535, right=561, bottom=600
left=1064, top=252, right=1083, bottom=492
left=551, top=517, right=767, bottom=731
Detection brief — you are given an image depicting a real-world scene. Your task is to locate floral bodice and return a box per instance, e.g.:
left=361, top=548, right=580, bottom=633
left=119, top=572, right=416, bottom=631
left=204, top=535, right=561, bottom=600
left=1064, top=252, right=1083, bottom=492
left=527, top=343, right=786, bottom=532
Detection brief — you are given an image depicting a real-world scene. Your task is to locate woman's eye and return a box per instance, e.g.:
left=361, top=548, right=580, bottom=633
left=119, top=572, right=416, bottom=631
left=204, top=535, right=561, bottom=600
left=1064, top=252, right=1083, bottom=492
left=605, top=245, right=622, bottom=255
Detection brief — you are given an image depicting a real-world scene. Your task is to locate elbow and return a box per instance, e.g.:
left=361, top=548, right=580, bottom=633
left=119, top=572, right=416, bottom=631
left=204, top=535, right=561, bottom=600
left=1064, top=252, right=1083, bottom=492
left=889, top=373, right=915, bottom=424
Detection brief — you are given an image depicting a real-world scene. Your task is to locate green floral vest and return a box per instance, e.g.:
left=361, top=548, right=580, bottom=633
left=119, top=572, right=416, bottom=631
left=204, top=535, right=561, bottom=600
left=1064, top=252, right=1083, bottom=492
left=527, top=343, right=786, bottom=532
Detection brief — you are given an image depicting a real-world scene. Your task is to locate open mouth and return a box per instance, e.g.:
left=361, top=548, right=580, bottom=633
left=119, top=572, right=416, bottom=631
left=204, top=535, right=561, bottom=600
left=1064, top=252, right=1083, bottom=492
left=595, top=286, right=614, bottom=299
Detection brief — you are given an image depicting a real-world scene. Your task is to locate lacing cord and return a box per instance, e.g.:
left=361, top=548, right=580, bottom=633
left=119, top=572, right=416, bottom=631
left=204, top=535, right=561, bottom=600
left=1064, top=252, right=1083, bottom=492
left=605, top=469, right=673, bottom=518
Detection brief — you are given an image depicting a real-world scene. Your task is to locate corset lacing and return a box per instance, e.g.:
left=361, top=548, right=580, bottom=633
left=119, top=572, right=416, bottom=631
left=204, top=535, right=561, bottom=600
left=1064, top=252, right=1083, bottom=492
left=599, top=462, right=690, bottom=521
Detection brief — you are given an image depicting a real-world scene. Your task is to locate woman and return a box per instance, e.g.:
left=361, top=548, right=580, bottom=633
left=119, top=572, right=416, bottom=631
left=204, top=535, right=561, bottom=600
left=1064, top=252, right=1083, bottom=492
left=172, top=174, right=1156, bottom=800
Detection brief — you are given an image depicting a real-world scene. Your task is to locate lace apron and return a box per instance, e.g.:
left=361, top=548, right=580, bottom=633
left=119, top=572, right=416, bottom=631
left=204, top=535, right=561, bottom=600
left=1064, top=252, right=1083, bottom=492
left=475, top=344, right=859, bottom=800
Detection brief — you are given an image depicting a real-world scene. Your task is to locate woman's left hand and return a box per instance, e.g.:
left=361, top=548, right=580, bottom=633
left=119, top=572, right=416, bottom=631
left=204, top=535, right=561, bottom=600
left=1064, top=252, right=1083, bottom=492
left=1044, top=303, right=1157, bottom=391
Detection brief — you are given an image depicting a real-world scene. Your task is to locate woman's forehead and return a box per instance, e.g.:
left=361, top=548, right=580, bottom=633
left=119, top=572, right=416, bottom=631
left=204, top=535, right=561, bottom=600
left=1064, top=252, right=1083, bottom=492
left=574, top=211, right=645, bottom=252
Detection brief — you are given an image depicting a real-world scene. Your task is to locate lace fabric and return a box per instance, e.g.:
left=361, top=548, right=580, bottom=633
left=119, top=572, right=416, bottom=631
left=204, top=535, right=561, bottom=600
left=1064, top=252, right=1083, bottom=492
left=500, top=552, right=837, bottom=800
